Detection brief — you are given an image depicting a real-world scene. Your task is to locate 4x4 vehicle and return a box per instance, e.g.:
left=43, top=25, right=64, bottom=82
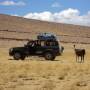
left=9, top=39, right=64, bottom=60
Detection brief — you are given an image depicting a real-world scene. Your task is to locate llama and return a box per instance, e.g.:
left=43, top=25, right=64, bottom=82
left=73, top=45, right=86, bottom=63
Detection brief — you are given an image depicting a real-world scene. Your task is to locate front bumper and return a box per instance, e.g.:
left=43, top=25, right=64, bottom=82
left=9, top=48, right=13, bottom=56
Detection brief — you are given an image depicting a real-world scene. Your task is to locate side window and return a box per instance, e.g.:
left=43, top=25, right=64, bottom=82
left=45, top=41, right=50, bottom=46
left=27, top=41, right=35, bottom=47
left=54, top=41, right=59, bottom=46
left=27, top=41, right=32, bottom=46
left=35, top=41, right=41, bottom=47
left=45, top=41, right=58, bottom=46
left=41, top=41, right=44, bottom=46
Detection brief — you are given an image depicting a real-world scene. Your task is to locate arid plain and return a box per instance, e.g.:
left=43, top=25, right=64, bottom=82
left=0, top=43, right=90, bottom=90
left=0, top=14, right=90, bottom=90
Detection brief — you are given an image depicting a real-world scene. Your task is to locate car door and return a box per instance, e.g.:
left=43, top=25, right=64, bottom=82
left=35, top=45, right=44, bottom=55
left=26, top=41, right=36, bottom=55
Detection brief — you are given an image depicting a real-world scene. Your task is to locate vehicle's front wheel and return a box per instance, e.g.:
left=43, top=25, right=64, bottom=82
left=44, top=52, right=55, bottom=60
left=21, top=55, right=25, bottom=60
left=13, top=52, right=21, bottom=60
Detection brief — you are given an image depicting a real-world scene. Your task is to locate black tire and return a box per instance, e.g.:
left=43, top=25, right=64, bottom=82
left=13, top=52, right=21, bottom=60
left=21, top=55, right=25, bottom=60
left=44, top=52, right=55, bottom=60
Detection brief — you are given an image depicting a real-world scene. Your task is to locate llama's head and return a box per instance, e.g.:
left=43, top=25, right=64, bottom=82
left=73, top=45, right=76, bottom=49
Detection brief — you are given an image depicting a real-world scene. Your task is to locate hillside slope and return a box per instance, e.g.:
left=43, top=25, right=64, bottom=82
left=0, top=14, right=90, bottom=46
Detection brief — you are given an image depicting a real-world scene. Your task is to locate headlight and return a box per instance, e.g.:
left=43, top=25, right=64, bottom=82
left=9, top=48, right=13, bottom=52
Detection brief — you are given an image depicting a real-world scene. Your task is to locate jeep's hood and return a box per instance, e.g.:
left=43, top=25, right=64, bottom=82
left=9, top=46, right=25, bottom=51
left=13, top=46, right=24, bottom=49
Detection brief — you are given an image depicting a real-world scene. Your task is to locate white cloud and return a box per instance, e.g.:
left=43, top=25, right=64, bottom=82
left=23, top=8, right=90, bottom=26
left=0, top=0, right=26, bottom=6
left=52, top=2, right=62, bottom=8
left=11, top=14, right=19, bottom=16
left=24, top=12, right=54, bottom=21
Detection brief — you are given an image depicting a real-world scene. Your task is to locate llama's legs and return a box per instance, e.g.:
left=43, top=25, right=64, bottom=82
left=80, top=55, right=84, bottom=63
left=76, top=56, right=79, bottom=63
left=76, top=55, right=81, bottom=63
left=76, top=55, right=77, bottom=62
left=82, top=55, right=84, bottom=63
left=81, top=56, right=82, bottom=63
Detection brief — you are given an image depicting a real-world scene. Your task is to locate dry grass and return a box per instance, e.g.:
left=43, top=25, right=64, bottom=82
left=0, top=43, right=90, bottom=90
left=0, top=14, right=90, bottom=90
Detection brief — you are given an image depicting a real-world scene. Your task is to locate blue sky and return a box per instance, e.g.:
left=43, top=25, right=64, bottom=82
left=0, top=0, right=90, bottom=15
left=0, top=0, right=90, bottom=26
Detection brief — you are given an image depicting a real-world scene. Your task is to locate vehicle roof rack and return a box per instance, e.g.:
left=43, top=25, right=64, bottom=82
left=37, top=33, right=57, bottom=41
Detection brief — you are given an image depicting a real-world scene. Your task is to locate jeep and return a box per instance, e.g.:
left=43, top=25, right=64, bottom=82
left=9, top=39, right=64, bottom=60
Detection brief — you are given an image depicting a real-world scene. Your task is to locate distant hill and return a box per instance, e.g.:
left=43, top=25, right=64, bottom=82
left=0, top=14, right=90, bottom=45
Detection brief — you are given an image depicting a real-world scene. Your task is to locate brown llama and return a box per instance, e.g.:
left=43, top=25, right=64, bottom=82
left=73, top=45, right=86, bottom=63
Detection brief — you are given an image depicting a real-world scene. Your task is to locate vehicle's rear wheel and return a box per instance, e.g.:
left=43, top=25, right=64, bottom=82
left=13, top=52, right=21, bottom=60
left=44, top=52, right=55, bottom=60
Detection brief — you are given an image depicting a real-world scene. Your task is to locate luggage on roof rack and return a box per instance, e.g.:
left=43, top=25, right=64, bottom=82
left=37, top=33, right=57, bottom=41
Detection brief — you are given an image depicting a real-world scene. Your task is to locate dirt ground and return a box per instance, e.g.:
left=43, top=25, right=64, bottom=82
left=0, top=43, right=90, bottom=90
